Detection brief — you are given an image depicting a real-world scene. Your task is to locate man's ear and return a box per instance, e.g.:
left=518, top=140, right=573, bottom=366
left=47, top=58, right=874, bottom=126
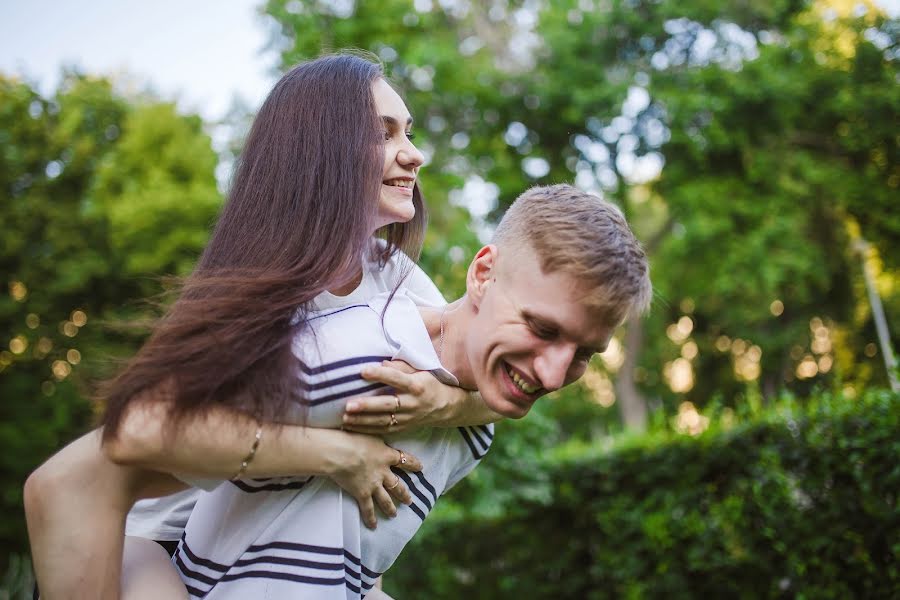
left=466, top=245, right=498, bottom=307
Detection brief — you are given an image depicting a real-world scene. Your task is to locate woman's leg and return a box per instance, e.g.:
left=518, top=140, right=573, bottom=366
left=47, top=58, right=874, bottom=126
left=121, top=536, right=188, bottom=600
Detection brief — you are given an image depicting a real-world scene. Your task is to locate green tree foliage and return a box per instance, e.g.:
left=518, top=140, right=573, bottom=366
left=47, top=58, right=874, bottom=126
left=0, top=73, right=220, bottom=563
left=262, top=0, right=899, bottom=422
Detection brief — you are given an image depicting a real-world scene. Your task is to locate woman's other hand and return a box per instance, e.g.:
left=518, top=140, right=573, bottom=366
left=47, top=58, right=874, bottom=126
left=328, top=431, right=422, bottom=529
left=342, top=361, right=499, bottom=433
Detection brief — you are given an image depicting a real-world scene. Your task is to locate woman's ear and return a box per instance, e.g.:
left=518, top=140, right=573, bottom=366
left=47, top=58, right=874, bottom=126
left=465, top=245, right=498, bottom=308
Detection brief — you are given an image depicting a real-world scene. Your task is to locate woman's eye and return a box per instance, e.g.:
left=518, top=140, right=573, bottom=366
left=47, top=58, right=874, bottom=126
left=405, top=131, right=416, bottom=140
left=382, top=131, right=392, bottom=141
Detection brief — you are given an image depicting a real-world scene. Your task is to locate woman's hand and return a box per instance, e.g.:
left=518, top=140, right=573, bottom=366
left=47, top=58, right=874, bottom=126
left=342, top=361, right=455, bottom=433
left=342, top=361, right=500, bottom=433
left=327, top=430, right=423, bottom=530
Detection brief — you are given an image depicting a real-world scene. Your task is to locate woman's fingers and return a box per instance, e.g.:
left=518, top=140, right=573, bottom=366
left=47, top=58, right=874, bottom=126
left=385, top=473, right=412, bottom=505
left=391, top=448, right=423, bottom=472
left=381, top=360, right=416, bottom=374
left=344, top=410, right=409, bottom=429
left=360, top=365, right=422, bottom=394
left=373, top=486, right=398, bottom=518
left=345, top=393, right=406, bottom=414
left=357, top=495, right=377, bottom=530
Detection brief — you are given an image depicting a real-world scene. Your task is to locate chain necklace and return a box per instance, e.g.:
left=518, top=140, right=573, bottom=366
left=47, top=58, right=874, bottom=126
left=438, top=307, right=447, bottom=361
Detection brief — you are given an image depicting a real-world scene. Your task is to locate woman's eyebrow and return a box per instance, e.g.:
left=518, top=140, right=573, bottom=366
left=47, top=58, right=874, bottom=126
left=381, top=115, right=414, bottom=128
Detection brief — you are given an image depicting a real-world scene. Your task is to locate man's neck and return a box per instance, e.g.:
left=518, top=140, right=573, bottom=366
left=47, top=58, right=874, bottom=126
left=419, top=298, right=475, bottom=390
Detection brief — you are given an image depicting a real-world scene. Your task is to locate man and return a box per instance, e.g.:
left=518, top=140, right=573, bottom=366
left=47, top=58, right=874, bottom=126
left=25, top=184, right=651, bottom=598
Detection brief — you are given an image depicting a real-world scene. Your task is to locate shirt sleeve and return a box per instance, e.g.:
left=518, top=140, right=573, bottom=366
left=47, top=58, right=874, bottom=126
left=402, top=261, right=446, bottom=306
left=173, top=472, right=222, bottom=492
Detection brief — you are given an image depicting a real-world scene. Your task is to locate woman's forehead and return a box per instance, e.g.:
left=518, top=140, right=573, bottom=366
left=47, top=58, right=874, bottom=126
left=372, top=79, right=412, bottom=124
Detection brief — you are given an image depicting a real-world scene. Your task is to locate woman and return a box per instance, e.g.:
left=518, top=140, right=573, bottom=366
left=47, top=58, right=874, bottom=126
left=25, top=53, right=496, bottom=599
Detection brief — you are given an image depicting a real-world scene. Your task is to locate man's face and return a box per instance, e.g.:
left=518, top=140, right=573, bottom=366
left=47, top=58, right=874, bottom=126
left=464, top=245, right=615, bottom=418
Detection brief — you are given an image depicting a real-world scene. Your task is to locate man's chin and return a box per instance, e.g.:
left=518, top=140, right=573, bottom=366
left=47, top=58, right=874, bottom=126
left=484, top=394, right=531, bottom=419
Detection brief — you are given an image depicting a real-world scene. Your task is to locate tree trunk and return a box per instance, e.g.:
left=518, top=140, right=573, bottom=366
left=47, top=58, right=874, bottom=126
left=616, top=317, right=648, bottom=431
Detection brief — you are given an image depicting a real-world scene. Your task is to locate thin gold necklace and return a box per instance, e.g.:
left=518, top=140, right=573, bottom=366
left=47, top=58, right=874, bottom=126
left=438, top=307, right=447, bottom=361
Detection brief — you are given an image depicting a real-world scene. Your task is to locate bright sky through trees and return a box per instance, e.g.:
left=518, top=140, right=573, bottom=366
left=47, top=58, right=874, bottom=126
left=0, top=0, right=276, bottom=121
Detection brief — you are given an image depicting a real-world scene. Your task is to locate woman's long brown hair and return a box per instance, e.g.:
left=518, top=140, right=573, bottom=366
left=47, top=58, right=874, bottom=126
left=101, top=53, right=426, bottom=439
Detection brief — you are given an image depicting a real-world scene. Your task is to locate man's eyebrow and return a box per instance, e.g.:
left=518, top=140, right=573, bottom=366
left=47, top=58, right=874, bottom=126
left=381, top=115, right=414, bottom=128
left=522, top=310, right=558, bottom=330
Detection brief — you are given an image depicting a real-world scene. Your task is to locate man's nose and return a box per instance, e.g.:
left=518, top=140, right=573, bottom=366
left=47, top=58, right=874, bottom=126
left=534, top=344, right=576, bottom=392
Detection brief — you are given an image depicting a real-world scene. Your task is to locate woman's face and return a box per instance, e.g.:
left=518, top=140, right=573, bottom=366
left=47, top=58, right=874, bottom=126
left=372, top=78, right=424, bottom=228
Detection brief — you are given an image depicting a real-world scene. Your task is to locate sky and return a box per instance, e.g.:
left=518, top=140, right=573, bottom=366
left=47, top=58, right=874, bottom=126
left=0, top=0, right=277, bottom=122
left=2, top=0, right=898, bottom=124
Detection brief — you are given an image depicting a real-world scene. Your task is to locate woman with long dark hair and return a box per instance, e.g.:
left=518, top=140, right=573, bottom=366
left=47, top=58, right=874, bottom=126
left=25, top=53, right=496, bottom=599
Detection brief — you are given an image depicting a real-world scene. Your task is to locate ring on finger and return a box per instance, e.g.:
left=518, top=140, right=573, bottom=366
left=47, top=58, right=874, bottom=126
left=385, top=475, right=402, bottom=490
left=393, top=394, right=401, bottom=411
left=389, top=413, right=399, bottom=427
left=394, top=450, right=407, bottom=466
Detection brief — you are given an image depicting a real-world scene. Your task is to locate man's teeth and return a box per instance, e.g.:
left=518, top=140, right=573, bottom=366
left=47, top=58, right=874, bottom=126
left=384, top=179, right=413, bottom=188
left=506, top=365, right=540, bottom=394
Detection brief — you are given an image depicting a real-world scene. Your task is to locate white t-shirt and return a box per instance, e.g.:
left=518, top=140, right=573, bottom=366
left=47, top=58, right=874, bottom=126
left=124, top=247, right=445, bottom=541
left=174, top=290, right=493, bottom=599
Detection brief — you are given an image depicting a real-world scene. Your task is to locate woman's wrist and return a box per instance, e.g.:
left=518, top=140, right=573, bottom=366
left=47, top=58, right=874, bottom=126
left=435, top=389, right=500, bottom=427
left=433, top=385, right=469, bottom=425
left=293, top=428, right=363, bottom=478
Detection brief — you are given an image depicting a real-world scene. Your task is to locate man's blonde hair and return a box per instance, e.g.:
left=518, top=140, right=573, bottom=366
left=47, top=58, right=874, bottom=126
left=493, top=184, right=652, bottom=324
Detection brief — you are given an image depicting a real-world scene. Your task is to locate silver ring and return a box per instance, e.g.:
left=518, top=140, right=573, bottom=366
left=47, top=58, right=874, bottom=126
left=390, top=413, right=399, bottom=427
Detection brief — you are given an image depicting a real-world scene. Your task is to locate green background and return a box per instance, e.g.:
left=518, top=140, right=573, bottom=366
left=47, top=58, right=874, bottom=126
left=2, top=0, right=898, bottom=597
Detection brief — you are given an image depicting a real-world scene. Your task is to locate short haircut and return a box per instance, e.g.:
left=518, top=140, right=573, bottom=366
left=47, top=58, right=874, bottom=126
left=492, top=184, right=652, bottom=324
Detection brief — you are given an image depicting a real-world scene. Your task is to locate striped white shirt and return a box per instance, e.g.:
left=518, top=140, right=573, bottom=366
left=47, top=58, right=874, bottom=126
left=174, top=291, right=493, bottom=599
left=124, top=248, right=444, bottom=541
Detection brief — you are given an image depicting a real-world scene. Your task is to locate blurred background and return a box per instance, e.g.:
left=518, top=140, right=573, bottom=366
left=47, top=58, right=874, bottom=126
left=1, top=0, right=898, bottom=597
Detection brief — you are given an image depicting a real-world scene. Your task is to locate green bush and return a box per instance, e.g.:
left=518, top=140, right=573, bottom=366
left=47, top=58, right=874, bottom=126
left=390, top=390, right=899, bottom=599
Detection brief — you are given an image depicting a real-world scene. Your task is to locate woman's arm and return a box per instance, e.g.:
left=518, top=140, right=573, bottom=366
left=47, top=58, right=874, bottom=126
left=26, top=411, right=422, bottom=598
left=105, top=399, right=423, bottom=526
left=341, top=361, right=501, bottom=434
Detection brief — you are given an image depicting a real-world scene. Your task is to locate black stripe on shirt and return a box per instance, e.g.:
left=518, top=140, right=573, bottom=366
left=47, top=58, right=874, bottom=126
left=230, top=476, right=313, bottom=493
left=177, top=536, right=357, bottom=596
left=391, top=469, right=432, bottom=522
left=467, top=426, right=490, bottom=450
left=233, top=554, right=344, bottom=571
left=221, top=569, right=346, bottom=586
left=178, top=536, right=228, bottom=573
left=392, top=468, right=435, bottom=509
left=247, top=540, right=346, bottom=556
left=457, top=426, right=490, bottom=460
left=343, top=549, right=382, bottom=580
left=175, top=551, right=221, bottom=586
left=298, top=371, right=365, bottom=392
left=307, top=304, right=369, bottom=322
left=410, top=469, right=437, bottom=500
left=305, top=382, right=391, bottom=407
left=297, top=355, right=391, bottom=376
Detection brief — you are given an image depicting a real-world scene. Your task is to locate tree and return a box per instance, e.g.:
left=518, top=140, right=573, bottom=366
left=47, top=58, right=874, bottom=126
left=262, top=0, right=899, bottom=428
left=0, top=72, right=221, bottom=563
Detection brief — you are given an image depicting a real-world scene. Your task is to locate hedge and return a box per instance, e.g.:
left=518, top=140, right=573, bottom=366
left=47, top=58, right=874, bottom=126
left=389, top=390, right=899, bottom=599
